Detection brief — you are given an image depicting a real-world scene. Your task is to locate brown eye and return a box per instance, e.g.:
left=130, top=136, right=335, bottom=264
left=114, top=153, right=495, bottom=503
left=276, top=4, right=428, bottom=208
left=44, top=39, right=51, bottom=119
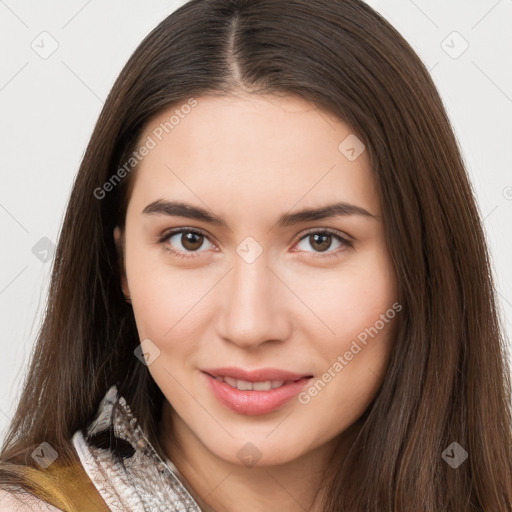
left=295, top=229, right=353, bottom=257
left=308, top=233, right=333, bottom=252
left=160, top=229, right=214, bottom=257
left=180, top=232, right=205, bottom=251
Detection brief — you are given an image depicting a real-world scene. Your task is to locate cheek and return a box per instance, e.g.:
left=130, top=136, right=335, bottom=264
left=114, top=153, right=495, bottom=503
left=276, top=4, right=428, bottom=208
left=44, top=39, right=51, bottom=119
left=124, top=241, right=197, bottom=341
left=299, top=247, right=398, bottom=413
left=298, top=248, right=397, bottom=346
left=299, top=306, right=397, bottom=438
left=127, top=258, right=202, bottom=393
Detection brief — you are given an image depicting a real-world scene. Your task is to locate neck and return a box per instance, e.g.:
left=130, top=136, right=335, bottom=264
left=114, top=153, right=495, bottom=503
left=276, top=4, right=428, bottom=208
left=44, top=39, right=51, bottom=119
left=158, top=401, right=361, bottom=512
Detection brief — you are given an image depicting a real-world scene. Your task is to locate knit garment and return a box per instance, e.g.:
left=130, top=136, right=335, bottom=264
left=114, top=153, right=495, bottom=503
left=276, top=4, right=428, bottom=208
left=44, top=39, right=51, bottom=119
left=72, top=385, right=204, bottom=512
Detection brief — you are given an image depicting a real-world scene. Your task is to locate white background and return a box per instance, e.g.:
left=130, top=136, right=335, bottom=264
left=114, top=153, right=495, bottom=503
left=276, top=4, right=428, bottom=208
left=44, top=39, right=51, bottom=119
left=1, top=0, right=511, bottom=442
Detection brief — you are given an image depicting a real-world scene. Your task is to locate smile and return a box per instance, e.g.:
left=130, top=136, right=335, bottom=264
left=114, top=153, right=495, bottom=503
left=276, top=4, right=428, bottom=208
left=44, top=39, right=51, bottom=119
left=202, top=369, right=313, bottom=416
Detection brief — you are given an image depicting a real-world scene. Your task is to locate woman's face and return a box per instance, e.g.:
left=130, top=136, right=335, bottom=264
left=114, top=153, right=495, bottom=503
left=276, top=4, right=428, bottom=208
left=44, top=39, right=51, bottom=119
left=115, top=92, right=399, bottom=466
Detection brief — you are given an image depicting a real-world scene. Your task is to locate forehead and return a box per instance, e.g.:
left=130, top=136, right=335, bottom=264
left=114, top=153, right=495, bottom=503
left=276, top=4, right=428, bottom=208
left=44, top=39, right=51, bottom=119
left=128, top=93, right=379, bottom=218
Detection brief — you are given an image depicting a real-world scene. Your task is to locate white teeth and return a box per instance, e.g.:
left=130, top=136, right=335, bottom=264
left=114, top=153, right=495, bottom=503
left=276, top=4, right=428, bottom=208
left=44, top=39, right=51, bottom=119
left=217, top=376, right=286, bottom=391
left=237, top=379, right=253, bottom=391
left=252, top=381, right=272, bottom=391
left=224, top=376, right=238, bottom=388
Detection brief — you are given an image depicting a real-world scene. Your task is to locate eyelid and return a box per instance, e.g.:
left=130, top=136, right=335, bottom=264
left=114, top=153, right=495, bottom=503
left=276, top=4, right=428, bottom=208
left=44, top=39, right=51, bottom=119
left=295, top=227, right=353, bottom=244
left=159, top=226, right=212, bottom=241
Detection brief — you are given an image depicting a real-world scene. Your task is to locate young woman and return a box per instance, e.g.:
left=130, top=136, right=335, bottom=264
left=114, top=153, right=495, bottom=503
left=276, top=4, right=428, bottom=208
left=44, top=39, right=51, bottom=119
left=1, top=0, right=511, bottom=510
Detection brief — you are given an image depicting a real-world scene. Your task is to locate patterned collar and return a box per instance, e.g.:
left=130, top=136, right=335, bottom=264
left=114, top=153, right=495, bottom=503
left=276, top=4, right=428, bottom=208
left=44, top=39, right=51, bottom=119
left=72, top=384, right=204, bottom=512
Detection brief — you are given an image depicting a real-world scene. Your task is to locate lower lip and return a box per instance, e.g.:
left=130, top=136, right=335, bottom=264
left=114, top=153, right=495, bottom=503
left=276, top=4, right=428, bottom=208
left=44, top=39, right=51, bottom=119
left=203, top=372, right=311, bottom=416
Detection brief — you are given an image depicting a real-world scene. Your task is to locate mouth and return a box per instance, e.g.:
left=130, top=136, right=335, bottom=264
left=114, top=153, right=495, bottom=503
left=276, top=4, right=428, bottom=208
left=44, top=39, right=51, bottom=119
left=201, top=368, right=313, bottom=416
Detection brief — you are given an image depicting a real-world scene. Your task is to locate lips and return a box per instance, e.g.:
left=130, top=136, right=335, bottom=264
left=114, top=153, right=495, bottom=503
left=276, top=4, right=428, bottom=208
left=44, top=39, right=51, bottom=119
left=201, top=367, right=313, bottom=415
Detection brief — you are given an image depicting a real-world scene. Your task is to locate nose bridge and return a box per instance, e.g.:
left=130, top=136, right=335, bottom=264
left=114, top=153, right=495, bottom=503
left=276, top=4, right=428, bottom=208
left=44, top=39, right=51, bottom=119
left=217, top=247, right=289, bottom=348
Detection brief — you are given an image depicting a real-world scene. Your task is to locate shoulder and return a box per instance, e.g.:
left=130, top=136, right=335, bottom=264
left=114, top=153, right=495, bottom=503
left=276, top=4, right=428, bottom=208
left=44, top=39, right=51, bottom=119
left=0, top=489, right=63, bottom=512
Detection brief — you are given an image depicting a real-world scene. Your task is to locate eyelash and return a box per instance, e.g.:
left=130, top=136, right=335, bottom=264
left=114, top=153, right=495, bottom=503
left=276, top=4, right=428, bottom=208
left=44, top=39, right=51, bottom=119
left=157, top=227, right=353, bottom=260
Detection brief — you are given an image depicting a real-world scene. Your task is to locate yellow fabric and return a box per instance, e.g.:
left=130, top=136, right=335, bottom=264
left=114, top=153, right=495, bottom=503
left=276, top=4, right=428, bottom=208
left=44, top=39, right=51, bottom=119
left=21, top=462, right=110, bottom=512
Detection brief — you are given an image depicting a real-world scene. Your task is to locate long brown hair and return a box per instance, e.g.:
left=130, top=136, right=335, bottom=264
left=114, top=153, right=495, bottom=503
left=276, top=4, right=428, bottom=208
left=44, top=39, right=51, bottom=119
left=1, top=0, right=511, bottom=510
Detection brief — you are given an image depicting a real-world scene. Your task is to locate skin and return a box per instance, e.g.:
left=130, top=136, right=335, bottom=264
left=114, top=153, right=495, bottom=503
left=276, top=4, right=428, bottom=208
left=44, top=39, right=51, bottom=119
left=114, top=92, right=399, bottom=511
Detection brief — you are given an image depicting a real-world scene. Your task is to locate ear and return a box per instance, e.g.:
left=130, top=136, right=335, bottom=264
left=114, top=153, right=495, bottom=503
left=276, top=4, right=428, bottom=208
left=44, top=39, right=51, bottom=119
left=113, top=226, right=130, bottom=300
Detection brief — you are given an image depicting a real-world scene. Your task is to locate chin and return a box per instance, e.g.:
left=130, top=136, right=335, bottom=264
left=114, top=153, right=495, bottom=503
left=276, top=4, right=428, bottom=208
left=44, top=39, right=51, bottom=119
left=203, top=432, right=311, bottom=468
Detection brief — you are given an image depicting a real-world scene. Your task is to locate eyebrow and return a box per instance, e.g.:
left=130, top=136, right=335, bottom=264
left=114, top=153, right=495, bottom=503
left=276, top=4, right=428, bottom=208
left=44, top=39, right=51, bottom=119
left=142, top=199, right=376, bottom=228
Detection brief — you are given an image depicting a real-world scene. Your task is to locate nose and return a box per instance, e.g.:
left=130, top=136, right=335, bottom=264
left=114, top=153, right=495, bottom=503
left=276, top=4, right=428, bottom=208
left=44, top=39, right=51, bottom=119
left=216, top=251, right=293, bottom=350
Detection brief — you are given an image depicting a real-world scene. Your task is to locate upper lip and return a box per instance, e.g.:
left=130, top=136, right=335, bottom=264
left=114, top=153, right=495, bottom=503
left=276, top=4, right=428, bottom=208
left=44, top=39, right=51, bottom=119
left=202, top=367, right=313, bottom=382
